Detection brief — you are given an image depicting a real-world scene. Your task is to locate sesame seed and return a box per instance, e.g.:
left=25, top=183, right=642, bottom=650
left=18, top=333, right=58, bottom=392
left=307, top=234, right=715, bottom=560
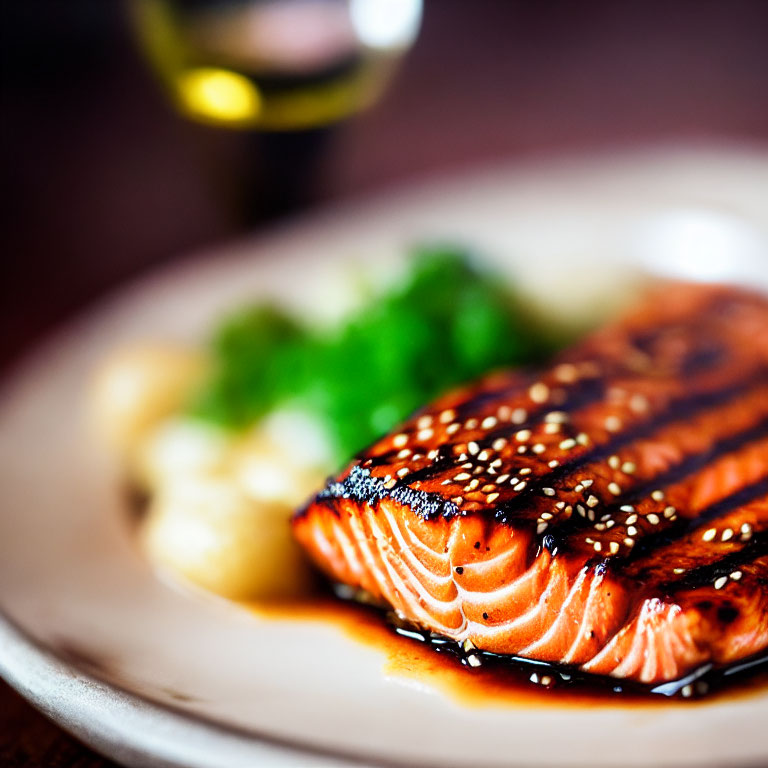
left=545, top=411, right=569, bottom=424
left=548, top=459, right=560, bottom=468
left=417, top=428, right=433, bottom=441
left=393, top=434, right=408, bottom=448
left=497, top=474, right=510, bottom=483
left=730, top=570, right=743, bottom=581
left=451, top=496, right=464, bottom=505
left=605, top=416, right=622, bottom=432
left=461, top=462, right=473, bottom=469
left=532, top=443, right=546, bottom=454
left=673, top=567, right=685, bottom=575
left=439, top=409, right=456, bottom=423
left=417, top=415, right=433, bottom=429
left=559, top=438, right=577, bottom=450
left=477, top=449, right=490, bottom=461
left=540, top=675, right=553, bottom=686
left=427, top=449, right=439, bottom=460
left=384, top=478, right=397, bottom=489
left=487, top=492, right=500, bottom=503
left=441, top=479, right=451, bottom=486
left=465, top=418, right=478, bottom=429
left=541, top=512, right=553, bottom=520
left=396, top=467, right=409, bottom=478
left=587, top=508, right=595, bottom=521
left=544, top=423, right=561, bottom=434
left=553, top=363, right=578, bottom=383
left=530, top=673, right=540, bottom=684
left=543, top=487, right=556, bottom=496
left=467, top=654, right=482, bottom=668
left=624, top=537, right=635, bottom=547
left=595, top=523, right=606, bottom=531
left=519, top=468, right=532, bottom=475
left=608, top=455, right=621, bottom=469
left=466, top=479, right=480, bottom=491
left=608, top=482, right=622, bottom=495
left=714, top=576, right=728, bottom=590
left=586, top=495, right=600, bottom=508
left=536, top=522, right=548, bottom=534
left=513, top=481, right=527, bottom=492
left=462, top=638, right=476, bottom=651
left=629, top=394, right=649, bottom=413
left=446, top=423, right=460, bottom=435
left=497, top=405, right=512, bottom=421
left=609, top=542, right=620, bottom=555
left=608, top=386, right=626, bottom=403
left=651, top=490, right=665, bottom=501
left=481, top=416, right=497, bottom=429
left=663, top=506, right=676, bottom=518
left=606, top=520, right=615, bottom=529
left=555, top=501, right=566, bottom=509
left=517, top=446, right=528, bottom=454
left=647, top=513, right=660, bottom=525
left=721, top=528, right=733, bottom=542
left=702, top=528, right=717, bottom=542
left=492, top=438, right=507, bottom=451
left=625, top=514, right=638, bottom=525
left=468, top=441, right=479, bottom=455
left=593, top=542, right=602, bottom=552
left=576, top=504, right=586, bottom=517
left=412, top=453, right=422, bottom=461
left=481, top=483, right=496, bottom=493
left=529, top=383, right=550, bottom=403
left=681, top=684, right=693, bottom=698
left=515, top=429, right=532, bottom=442
left=397, top=449, right=411, bottom=458
left=627, top=526, right=638, bottom=536
left=621, top=461, right=636, bottom=474
left=490, top=458, right=502, bottom=468
left=454, top=473, right=471, bottom=481
left=576, top=433, right=589, bottom=446
left=581, top=479, right=594, bottom=487
left=511, top=408, right=528, bottom=424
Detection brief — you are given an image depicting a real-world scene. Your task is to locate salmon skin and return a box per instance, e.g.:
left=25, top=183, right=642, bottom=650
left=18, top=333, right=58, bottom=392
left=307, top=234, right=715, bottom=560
left=293, top=283, right=768, bottom=688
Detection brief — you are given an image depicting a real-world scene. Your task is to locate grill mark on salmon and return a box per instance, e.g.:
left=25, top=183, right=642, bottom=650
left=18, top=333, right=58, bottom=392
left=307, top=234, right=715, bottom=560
left=293, top=283, right=768, bottom=686
left=622, top=477, right=768, bottom=568
left=540, top=415, right=768, bottom=555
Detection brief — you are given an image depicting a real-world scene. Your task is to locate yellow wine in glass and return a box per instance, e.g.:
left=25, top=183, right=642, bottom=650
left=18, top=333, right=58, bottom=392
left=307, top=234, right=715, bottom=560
left=132, top=0, right=423, bottom=131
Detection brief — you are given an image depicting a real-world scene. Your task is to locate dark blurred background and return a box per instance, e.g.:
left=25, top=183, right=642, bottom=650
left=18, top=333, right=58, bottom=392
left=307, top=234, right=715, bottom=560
left=1, top=0, right=768, bottom=763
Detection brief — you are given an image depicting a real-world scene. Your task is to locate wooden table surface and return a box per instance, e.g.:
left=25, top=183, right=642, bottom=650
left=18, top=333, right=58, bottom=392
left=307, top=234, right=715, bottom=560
left=2, top=0, right=768, bottom=764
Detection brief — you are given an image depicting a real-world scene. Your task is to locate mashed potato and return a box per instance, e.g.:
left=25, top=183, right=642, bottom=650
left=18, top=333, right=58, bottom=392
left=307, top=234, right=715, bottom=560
left=90, top=343, right=330, bottom=599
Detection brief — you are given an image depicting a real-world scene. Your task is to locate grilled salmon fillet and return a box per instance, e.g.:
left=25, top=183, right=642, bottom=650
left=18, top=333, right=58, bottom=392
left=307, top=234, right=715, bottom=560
left=293, top=283, right=768, bottom=685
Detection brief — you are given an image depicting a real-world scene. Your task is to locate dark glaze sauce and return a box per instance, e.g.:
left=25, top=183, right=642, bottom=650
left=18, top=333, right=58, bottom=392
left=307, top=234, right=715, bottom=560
left=246, top=583, right=768, bottom=708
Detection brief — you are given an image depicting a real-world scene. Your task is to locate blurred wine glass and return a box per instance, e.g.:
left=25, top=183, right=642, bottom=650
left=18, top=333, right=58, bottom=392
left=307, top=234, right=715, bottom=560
left=131, top=0, right=423, bottom=131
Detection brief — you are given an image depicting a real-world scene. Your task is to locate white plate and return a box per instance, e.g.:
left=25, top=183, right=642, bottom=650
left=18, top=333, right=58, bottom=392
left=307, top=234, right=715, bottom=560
left=1, top=147, right=768, bottom=768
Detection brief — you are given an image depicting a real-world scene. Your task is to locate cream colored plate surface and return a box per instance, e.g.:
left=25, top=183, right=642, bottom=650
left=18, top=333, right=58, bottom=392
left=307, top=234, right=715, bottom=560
left=1, top=147, right=768, bottom=768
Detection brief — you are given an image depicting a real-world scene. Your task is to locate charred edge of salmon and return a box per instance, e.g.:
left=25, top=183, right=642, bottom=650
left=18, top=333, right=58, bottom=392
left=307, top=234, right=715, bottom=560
left=315, top=464, right=458, bottom=519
